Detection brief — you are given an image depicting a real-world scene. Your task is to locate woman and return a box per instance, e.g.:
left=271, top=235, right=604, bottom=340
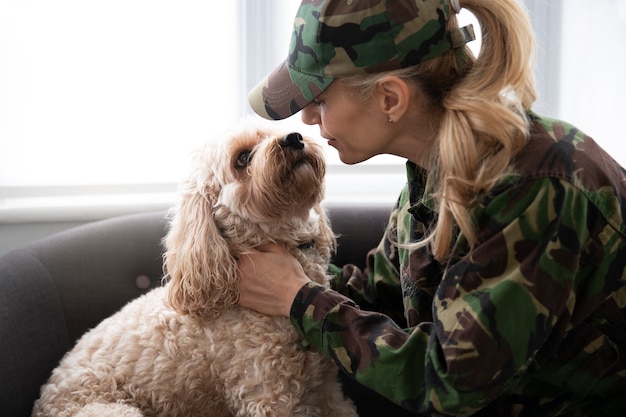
left=240, top=0, right=626, bottom=415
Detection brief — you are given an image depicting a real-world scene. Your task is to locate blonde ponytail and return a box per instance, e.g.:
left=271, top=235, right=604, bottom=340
left=431, top=0, right=537, bottom=258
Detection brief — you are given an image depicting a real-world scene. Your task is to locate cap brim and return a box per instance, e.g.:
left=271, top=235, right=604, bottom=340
left=248, top=61, right=334, bottom=121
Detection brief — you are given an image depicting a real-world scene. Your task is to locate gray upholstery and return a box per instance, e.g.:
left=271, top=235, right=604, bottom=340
left=0, top=202, right=392, bottom=417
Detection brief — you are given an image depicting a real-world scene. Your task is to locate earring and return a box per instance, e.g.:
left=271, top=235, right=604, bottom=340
left=388, top=117, right=393, bottom=123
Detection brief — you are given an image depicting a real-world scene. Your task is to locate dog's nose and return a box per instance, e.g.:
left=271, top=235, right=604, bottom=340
left=281, top=133, right=304, bottom=150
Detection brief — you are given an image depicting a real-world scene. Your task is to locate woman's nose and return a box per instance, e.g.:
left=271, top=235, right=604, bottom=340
left=301, top=103, right=320, bottom=126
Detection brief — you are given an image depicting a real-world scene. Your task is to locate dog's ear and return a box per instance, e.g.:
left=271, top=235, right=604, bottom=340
left=163, top=185, right=238, bottom=318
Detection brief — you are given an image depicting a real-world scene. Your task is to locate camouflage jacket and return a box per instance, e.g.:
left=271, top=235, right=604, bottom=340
left=290, top=112, right=626, bottom=416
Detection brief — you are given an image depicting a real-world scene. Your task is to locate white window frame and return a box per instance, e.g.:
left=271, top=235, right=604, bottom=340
left=523, top=0, right=562, bottom=117
left=0, top=0, right=574, bottom=224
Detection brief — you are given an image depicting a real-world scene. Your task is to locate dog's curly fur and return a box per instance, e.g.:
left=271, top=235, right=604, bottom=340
left=32, top=123, right=357, bottom=417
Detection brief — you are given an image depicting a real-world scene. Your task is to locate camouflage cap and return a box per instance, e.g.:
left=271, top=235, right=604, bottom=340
left=249, top=0, right=466, bottom=120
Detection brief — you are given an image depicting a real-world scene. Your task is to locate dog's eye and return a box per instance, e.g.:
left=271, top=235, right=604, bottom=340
left=235, top=150, right=252, bottom=168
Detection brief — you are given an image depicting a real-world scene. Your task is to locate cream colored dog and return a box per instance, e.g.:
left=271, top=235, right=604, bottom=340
left=32, top=123, right=357, bottom=417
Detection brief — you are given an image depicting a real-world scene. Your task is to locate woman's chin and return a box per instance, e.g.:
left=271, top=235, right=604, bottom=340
left=337, top=153, right=371, bottom=165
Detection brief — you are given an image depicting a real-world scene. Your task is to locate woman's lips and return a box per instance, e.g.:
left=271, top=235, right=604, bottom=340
left=323, top=136, right=337, bottom=147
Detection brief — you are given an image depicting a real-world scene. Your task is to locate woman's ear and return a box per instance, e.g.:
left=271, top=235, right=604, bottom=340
left=376, top=76, right=410, bottom=123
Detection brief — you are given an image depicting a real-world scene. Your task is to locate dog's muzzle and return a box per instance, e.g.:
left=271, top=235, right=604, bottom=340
left=281, top=133, right=304, bottom=150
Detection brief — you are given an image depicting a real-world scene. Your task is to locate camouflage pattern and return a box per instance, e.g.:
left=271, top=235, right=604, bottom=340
left=249, top=0, right=466, bottom=120
left=290, top=112, right=626, bottom=416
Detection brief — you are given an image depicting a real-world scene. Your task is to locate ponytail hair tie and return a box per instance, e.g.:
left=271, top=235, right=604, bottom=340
left=451, top=24, right=476, bottom=49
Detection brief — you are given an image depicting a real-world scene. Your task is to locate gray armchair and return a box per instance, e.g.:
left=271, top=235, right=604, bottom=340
left=0, top=202, right=392, bottom=416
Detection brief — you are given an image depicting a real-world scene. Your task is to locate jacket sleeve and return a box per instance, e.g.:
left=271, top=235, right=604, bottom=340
left=291, top=177, right=599, bottom=416
left=329, top=193, right=407, bottom=327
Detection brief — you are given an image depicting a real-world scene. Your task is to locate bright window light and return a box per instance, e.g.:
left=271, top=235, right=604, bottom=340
left=0, top=0, right=241, bottom=187
left=1, top=0, right=624, bottom=195
left=559, top=0, right=626, bottom=165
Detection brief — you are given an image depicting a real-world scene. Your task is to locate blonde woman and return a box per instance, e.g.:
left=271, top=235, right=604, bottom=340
left=240, top=0, right=626, bottom=415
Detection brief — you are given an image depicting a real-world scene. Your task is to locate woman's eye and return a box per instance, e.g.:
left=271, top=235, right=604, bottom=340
left=236, top=150, right=252, bottom=168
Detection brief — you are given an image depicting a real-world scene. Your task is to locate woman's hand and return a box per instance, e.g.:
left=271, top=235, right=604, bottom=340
left=237, top=244, right=311, bottom=317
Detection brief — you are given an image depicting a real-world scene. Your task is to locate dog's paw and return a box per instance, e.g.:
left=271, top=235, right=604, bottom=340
left=75, top=402, right=144, bottom=417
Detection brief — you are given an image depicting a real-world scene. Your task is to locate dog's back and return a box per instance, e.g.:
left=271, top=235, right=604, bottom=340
left=33, top=284, right=355, bottom=416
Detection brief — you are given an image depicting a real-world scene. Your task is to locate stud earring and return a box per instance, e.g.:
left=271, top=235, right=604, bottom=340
left=388, top=117, right=393, bottom=123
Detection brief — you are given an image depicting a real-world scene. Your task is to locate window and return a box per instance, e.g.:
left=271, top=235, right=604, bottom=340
left=526, top=0, right=626, bottom=165
left=1, top=0, right=624, bottom=222
left=0, top=0, right=241, bottom=188
left=0, top=0, right=408, bottom=222
left=558, top=0, right=626, bottom=163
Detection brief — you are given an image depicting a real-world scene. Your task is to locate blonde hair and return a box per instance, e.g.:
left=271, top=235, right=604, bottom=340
left=342, top=0, right=537, bottom=259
